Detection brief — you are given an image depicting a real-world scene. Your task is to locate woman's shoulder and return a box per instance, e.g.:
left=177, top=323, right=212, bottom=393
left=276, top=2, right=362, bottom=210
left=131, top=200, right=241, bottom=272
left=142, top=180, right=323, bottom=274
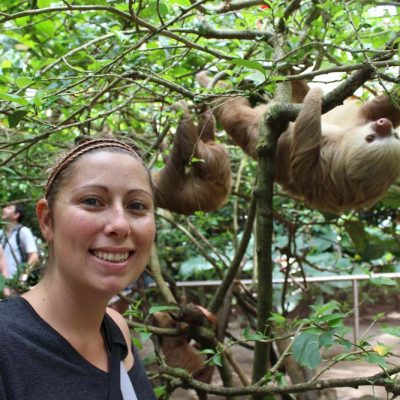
left=0, top=296, right=34, bottom=324
left=105, top=306, right=131, bottom=346
left=0, top=296, right=26, bottom=316
left=0, top=297, right=33, bottom=345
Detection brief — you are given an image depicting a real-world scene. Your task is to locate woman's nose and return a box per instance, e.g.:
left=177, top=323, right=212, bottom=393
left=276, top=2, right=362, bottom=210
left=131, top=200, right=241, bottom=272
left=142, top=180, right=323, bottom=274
left=104, top=205, right=131, bottom=236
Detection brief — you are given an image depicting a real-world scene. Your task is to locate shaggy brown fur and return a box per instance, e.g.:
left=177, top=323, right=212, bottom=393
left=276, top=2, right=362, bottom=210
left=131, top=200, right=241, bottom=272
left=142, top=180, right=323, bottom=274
left=197, top=72, right=400, bottom=213
left=152, top=312, right=214, bottom=384
left=153, top=101, right=231, bottom=215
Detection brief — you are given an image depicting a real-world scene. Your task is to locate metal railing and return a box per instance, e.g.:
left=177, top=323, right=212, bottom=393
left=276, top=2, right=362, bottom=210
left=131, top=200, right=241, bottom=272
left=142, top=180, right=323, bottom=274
left=167, top=272, right=400, bottom=343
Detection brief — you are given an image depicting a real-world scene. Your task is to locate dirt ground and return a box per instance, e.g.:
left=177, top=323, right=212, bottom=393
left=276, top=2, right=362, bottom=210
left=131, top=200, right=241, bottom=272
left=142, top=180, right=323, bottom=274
left=139, top=309, right=400, bottom=400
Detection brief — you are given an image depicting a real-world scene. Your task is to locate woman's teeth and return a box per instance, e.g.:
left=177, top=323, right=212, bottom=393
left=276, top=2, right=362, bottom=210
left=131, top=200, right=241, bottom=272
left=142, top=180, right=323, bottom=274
left=92, top=251, right=130, bottom=263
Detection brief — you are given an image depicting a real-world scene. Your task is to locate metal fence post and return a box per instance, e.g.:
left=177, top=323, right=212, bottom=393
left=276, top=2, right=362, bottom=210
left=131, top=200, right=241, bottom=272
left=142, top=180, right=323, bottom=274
left=352, top=278, right=359, bottom=345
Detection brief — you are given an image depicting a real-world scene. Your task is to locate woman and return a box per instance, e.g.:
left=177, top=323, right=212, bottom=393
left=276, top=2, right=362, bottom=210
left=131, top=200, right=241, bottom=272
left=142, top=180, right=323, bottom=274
left=0, top=138, right=157, bottom=399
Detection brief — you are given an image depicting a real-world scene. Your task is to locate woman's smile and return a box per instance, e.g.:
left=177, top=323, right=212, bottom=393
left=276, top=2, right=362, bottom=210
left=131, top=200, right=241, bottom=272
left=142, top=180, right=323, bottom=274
left=90, top=249, right=132, bottom=263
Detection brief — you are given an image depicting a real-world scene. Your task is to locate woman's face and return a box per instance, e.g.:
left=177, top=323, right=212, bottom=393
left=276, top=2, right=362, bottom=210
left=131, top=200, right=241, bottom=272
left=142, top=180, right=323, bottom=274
left=37, top=151, right=156, bottom=296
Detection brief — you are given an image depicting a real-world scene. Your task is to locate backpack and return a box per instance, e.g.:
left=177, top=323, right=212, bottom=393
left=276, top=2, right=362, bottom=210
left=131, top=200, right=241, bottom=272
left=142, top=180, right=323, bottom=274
left=15, top=225, right=28, bottom=264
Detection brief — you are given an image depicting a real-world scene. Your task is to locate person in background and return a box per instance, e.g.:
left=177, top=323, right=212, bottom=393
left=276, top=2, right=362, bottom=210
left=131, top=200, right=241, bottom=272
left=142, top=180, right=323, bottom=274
left=0, top=203, right=39, bottom=278
left=0, top=245, right=8, bottom=279
left=0, top=138, right=157, bottom=399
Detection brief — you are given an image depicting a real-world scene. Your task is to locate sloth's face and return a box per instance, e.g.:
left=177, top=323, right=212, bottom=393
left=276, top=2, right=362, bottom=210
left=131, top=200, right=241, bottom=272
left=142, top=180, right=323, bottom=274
left=343, top=120, right=400, bottom=183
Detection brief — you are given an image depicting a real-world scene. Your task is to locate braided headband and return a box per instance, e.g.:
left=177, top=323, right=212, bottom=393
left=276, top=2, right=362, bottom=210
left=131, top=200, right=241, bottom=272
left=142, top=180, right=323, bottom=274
left=45, top=138, right=140, bottom=199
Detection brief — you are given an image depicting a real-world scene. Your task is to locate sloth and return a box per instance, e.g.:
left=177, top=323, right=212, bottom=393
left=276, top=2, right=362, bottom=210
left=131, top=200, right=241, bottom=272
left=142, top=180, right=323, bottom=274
left=153, top=101, right=232, bottom=215
left=152, top=311, right=214, bottom=384
left=197, top=71, right=400, bottom=213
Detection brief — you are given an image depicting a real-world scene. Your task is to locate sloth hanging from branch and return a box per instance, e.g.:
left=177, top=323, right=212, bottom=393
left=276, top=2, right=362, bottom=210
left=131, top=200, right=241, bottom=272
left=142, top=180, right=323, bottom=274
left=153, top=101, right=232, bottom=215
left=197, top=71, right=400, bottom=214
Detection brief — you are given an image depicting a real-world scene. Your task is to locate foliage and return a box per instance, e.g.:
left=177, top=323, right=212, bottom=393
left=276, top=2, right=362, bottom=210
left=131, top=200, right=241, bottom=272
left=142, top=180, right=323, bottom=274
left=2, top=0, right=400, bottom=398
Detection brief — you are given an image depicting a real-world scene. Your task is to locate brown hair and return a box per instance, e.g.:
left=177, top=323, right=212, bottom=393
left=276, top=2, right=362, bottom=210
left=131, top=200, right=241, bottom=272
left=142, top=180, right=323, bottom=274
left=45, top=138, right=151, bottom=207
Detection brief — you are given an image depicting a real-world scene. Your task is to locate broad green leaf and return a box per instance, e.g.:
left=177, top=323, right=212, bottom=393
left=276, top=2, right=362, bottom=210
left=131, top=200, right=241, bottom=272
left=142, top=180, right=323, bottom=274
left=381, top=325, right=400, bottom=337
left=319, top=313, right=346, bottom=328
left=365, top=352, right=387, bottom=369
left=370, top=276, right=396, bottom=286
left=344, top=220, right=367, bottom=253
left=210, top=353, right=222, bottom=367
left=37, top=0, right=51, bottom=7
left=312, top=301, right=341, bottom=317
left=230, top=59, right=266, bottom=76
left=8, top=110, right=28, bottom=128
left=292, top=332, right=322, bottom=369
left=1, top=60, right=12, bottom=69
left=16, top=77, right=34, bottom=88
left=269, top=312, right=286, bottom=326
left=35, top=21, right=56, bottom=38
left=0, top=93, right=30, bottom=106
left=319, top=331, right=334, bottom=347
left=141, top=1, right=169, bottom=18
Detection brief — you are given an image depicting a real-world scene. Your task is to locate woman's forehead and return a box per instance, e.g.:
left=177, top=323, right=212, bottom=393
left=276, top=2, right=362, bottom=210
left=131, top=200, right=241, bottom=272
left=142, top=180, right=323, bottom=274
left=68, top=151, right=151, bottom=188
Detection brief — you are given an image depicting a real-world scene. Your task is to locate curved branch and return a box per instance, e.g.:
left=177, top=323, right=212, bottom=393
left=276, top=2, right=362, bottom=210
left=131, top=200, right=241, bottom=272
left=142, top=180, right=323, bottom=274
left=158, top=365, right=400, bottom=396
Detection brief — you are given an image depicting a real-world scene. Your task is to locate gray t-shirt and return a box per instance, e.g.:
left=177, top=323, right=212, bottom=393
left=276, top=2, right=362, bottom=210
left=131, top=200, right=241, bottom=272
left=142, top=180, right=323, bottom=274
left=0, top=297, right=156, bottom=400
left=0, top=225, right=38, bottom=276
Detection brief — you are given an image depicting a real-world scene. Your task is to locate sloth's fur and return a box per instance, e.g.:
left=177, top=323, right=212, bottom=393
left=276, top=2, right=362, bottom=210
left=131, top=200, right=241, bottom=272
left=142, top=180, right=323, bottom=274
left=197, top=72, right=400, bottom=213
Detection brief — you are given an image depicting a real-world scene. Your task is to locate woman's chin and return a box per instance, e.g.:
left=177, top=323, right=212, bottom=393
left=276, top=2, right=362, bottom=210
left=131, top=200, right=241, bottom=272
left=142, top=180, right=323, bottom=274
left=98, top=276, right=138, bottom=297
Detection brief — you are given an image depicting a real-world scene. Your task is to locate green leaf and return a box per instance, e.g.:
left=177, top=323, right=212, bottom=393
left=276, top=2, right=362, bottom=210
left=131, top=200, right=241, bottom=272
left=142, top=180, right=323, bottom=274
left=381, top=324, right=400, bottom=337
left=0, top=274, right=5, bottom=292
left=140, top=1, right=169, bottom=18
left=312, top=301, right=341, bottom=317
left=0, top=93, right=30, bottom=106
left=243, top=330, right=267, bottom=341
left=292, top=332, right=322, bottom=368
left=131, top=336, right=143, bottom=350
left=8, top=110, right=28, bottom=128
left=230, top=59, right=266, bottom=75
left=319, top=313, right=346, bottom=328
left=210, top=353, right=222, bottom=367
left=139, top=330, right=153, bottom=343
left=35, top=21, right=56, bottom=38
left=319, top=331, right=334, bottom=347
left=16, top=77, right=34, bottom=88
left=153, top=386, right=167, bottom=397
left=370, top=276, right=396, bottom=286
left=344, top=220, right=367, bottom=253
left=37, top=0, right=51, bottom=7
left=199, top=348, right=216, bottom=355
left=365, top=352, right=387, bottom=369
left=148, top=305, right=179, bottom=314
left=269, top=312, right=286, bottom=326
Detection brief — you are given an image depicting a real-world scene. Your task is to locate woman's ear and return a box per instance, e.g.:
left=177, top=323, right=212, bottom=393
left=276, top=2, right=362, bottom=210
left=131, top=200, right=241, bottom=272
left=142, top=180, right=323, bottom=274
left=36, top=199, right=53, bottom=241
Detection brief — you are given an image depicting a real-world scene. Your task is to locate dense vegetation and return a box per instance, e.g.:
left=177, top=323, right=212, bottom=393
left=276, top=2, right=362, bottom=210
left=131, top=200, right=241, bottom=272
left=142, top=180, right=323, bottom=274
left=2, top=1, right=400, bottom=399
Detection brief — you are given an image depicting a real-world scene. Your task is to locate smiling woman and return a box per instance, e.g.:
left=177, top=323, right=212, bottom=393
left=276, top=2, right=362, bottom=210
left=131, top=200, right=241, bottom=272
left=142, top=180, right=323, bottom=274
left=0, top=138, right=157, bottom=400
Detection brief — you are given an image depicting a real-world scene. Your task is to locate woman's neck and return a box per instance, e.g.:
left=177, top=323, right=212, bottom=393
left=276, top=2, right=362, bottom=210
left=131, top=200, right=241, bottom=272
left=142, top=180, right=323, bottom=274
left=22, top=278, right=112, bottom=372
left=22, top=276, right=110, bottom=336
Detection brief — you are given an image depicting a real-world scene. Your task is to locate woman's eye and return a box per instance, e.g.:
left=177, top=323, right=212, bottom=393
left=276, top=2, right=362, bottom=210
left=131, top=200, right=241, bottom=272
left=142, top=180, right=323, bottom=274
left=128, top=201, right=147, bottom=211
left=82, top=197, right=101, bottom=207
